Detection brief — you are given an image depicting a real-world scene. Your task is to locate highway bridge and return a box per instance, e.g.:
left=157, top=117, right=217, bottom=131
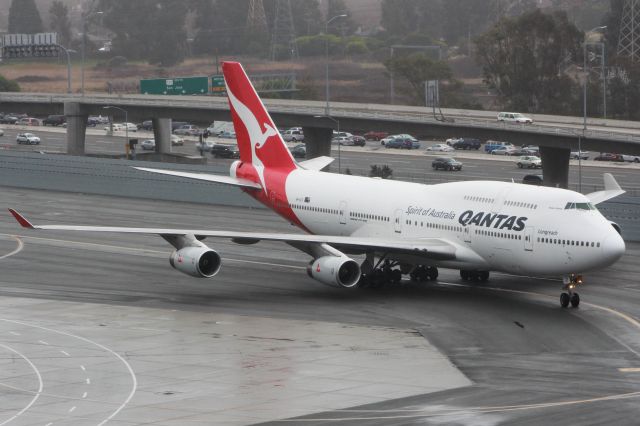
left=2, top=92, right=640, bottom=187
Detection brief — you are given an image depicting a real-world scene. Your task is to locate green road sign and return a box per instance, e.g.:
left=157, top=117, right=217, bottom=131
left=140, top=76, right=209, bottom=95
left=210, top=75, right=226, bottom=96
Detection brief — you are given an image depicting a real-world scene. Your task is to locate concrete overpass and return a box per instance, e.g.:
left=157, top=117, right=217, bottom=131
left=1, top=92, right=640, bottom=188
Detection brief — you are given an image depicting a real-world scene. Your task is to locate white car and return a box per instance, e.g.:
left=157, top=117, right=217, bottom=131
left=516, top=156, right=542, bottom=169
left=332, top=136, right=353, bottom=146
left=16, top=132, right=40, bottom=145
left=446, top=137, right=462, bottom=146
left=171, top=135, right=184, bottom=146
left=140, top=139, right=156, bottom=150
left=491, top=146, right=517, bottom=155
left=622, top=154, right=640, bottom=163
left=104, top=122, right=137, bottom=132
left=0, top=128, right=4, bottom=137
left=282, top=129, right=304, bottom=142
left=426, top=143, right=454, bottom=152
left=497, top=112, right=533, bottom=124
left=196, top=140, right=215, bottom=151
left=570, top=151, right=589, bottom=160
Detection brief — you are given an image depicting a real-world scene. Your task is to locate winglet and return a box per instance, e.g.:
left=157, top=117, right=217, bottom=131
left=8, top=209, right=34, bottom=229
left=586, top=173, right=626, bottom=205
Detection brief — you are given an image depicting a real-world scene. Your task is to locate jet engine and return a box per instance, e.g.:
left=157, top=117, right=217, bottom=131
left=169, top=246, right=221, bottom=278
left=307, top=256, right=361, bottom=288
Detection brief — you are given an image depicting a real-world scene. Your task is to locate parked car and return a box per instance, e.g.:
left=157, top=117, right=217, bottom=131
left=171, top=121, right=189, bottom=131
left=140, top=139, right=156, bottom=150
left=363, top=131, right=388, bottom=141
left=16, top=132, right=40, bottom=144
left=452, top=138, right=481, bottom=150
left=497, top=112, right=533, bottom=124
left=289, top=143, right=306, bottom=158
left=0, top=128, right=5, bottom=137
left=522, top=174, right=543, bottom=185
left=0, top=115, right=19, bottom=124
left=196, top=140, right=215, bottom=151
left=210, top=144, right=240, bottom=158
left=384, top=137, right=415, bottom=149
left=104, top=122, right=137, bottom=132
left=42, top=115, right=66, bottom=126
left=138, top=120, right=154, bottom=131
left=351, top=135, right=366, bottom=146
left=432, top=157, right=463, bottom=171
left=445, top=137, right=462, bottom=146
left=18, top=117, right=40, bottom=126
left=516, top=156, right=542, bottom=169
left=511, top=147, right=539, bottom=156
left=570, top=150, right=589, bottom=160
left=332, top=136, right=353, bottom=145
left=171, top=135, right=184, bottom=146
left=491, top=146, right=518, bottom=155
left=87, top=115, right=110, bottom=127
left=218, top=130, right=236, bottom=139
left=622, top=154, right=640, bottom=163
left=484, top=140, right=514, bottom=153
left=174, top=124, right=201, bottom=136
left=282, top=129, right=304, bottom=142
left=594, top=153, right=624, bottom=162
left=426, top=143, right=454, bottom=152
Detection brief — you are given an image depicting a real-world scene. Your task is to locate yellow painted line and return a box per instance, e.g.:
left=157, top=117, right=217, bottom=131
left=619, top=368, right=640, bottom=373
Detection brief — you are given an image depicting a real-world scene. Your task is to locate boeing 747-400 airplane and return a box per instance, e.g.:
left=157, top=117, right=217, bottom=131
left=9, top=61, right=626, bottom=307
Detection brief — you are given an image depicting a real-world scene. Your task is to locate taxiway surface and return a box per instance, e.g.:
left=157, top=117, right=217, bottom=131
left=1, top=188, right=640, bottom=425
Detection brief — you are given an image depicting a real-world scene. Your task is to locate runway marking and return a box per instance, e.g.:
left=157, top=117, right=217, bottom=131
left=60, top=350, right=70, bottom=357
left=9, top=331, right=20, bottom=336
left=0, top=236, right=23, bottom=260
left=619, top=367, right=640, bottom=373
left=86, top=378, right=91, bottom=385
left=0, top=318, right=136, bottom=426
left=80, top=365, right=86, bottom=371
left=68, top=406, right=76, bottom=413
left=82, top=392, right=87, bottom=399
left=38, top=340, right=49, bottom=345
left=286, top=281, right=640, bottom=422
left=0, top=343, right=43, bottom=426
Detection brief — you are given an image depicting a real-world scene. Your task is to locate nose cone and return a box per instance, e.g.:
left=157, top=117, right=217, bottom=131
left=602, top=232, right=626, bottom=265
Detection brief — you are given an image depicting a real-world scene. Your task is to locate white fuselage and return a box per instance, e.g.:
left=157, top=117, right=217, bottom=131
left=282, top=169, right=625, bottom=276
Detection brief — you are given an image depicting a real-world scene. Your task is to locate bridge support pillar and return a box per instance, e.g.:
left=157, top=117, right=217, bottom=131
left=152, top=118, right=172, bottom=154
left=64, top=102, right=88, bottom=156
left=539, top=146, right=570, bottom=189
left=302, top=126, right=332, bottom=160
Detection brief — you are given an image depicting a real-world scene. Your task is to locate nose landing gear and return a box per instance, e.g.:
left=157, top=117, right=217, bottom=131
left=560, top=274, right=582, bottom=308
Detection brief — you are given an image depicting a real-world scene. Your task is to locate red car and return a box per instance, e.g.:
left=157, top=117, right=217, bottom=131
left=363, top=131, right=389, bottom=141
left=594, top=153, right=624, bottom=162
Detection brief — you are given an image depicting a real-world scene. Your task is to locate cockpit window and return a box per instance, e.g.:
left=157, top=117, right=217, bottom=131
left=564, top=202, right=596, bottom=210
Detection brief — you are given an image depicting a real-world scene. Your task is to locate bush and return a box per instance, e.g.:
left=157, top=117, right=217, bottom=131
left=346, top=39, right=368, bottom=55
left=369, top=164, right=393, bottom=179
left=0, top=75, right=20, bottom=92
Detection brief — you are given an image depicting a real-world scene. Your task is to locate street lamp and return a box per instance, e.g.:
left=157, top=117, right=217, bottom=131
left=56, top=45, right=76, bottom=94
left=324, top=14, right=347, bottom=116
left=81, top=10, right=103, bottom=95
left=583, top=25, right=607, bottom=131
left=314, top=115, right=340, bottom=173
left=103, top=106, right=130, bottom=159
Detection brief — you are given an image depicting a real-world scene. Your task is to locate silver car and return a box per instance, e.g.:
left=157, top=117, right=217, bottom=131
left=16, top=132, right=40, bottom=145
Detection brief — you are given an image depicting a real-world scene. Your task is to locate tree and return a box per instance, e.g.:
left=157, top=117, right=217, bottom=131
left=8, top=0, right=43, bottom=34
left=0, top=75, right=20, bottom=92
left=326, top=0, right=356, bottom=35
left=49, top=1, right=71, bottom=47
left=475, top=9, right=583, bottom=114
left=384, top=53, right=458, bottom=106
left=98, top=0, right=188, bottom=66
left=369, top=165, right=393, bottom=179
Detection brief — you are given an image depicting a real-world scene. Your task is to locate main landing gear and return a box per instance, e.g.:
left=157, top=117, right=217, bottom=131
left=357, top=255, right=438, bottom=288
left=560, top=274, right=582, bottom=308
left=459, top=270, right=490, bottom=282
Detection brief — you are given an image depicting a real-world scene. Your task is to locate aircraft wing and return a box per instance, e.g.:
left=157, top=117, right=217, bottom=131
left=9, top=209, right=457, bottom=261
left=298, top=156, right=334, bottom=171
left=134, top=167, right=262, bottom=190
left=586, top=173, right=625, bottom=205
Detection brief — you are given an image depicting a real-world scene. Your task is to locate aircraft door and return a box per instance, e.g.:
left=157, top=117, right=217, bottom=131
left=524, top=227, right=534, bottom=251
left=463, top=226, right=472, bottom=243
left=339, top=201, right=347, bottom=225
left=394, top=209, right=403, bottom=234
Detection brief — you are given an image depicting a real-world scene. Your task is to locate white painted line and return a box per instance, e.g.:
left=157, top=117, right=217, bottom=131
left=0, top=318, right=137, bottom=426
left=68, top=406, right=76, bottom=413
left=38, top=340, right=49, bottom=345
left=0, top=236, right=23, bottom=260
left=0, top=344, right=43, bottom=426
left=45, top=423, right=52, bottom=426
left=619, top=367, right=640, bottom=373
left=80, top=365, right=86, bottom=371
left=60, top=350, right=70, bottom=357
left=82, top=392, right=87, bottom=399
left=86, top=378, right=91, bottom=385
left=9, top=331, right=20, bottom=336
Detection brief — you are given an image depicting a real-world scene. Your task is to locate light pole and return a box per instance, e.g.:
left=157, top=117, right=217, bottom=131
left=56, top=45, right=76, bottom=94
left=314, top=115, right=340, bottom=173
left=103, top=106, right=129, bottom=159
left=324, top=14, right=347, bottom=116
left=81, top=10, right=103, bottom=95
left=583, top=26, right=607, bottom=131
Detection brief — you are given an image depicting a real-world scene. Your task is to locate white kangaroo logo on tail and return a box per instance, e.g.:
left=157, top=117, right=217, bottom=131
left=226, top=86, right=277, bottom=193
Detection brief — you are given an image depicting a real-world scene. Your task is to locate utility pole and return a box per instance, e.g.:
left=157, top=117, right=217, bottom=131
left=618, top=0, right=640, bottom=62
left=270, top=0, right=298, bottom=61
left=247, top=0, right=268, bottom=35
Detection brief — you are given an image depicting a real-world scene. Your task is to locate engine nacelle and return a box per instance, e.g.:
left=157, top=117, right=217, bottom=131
left=170, top=246, right=221, bottom=278
left=307, top=256, right=361, bottom=288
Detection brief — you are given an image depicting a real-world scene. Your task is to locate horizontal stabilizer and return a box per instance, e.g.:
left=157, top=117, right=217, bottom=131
left=134, top=167, right=262, bottom=190
left=587, top=173, right=625, bottom=205
left=298, top=156, right=334, bottom=171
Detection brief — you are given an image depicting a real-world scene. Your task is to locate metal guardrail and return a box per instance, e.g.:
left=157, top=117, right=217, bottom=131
left=2, top=93, right=640, bottom=143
